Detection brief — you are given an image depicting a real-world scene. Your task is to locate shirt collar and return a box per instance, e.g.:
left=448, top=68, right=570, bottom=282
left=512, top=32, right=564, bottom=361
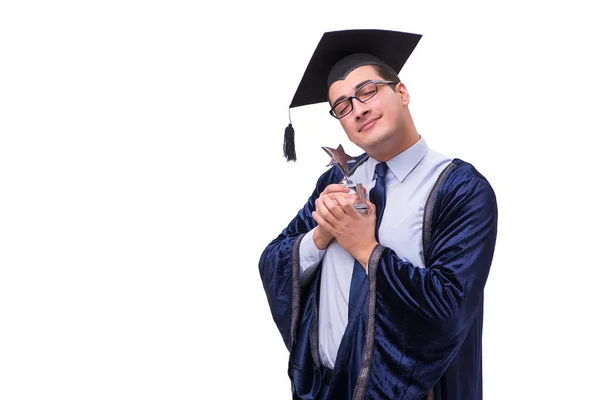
left=368, top=136, right=429, bottom=183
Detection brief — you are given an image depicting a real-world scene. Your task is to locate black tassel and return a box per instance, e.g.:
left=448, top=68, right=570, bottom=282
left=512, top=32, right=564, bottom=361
left=284, top=123, right=296, bottom=162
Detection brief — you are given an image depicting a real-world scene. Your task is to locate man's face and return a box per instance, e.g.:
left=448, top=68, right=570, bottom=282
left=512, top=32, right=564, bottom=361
left=328, top=65, right=409, bottom=158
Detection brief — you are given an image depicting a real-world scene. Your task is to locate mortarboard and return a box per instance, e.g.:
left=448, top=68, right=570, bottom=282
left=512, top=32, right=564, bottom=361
left=284, top=29, right=422, bottom=161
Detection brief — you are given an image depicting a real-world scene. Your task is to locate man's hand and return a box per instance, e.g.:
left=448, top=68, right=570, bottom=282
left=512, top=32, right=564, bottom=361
left=312, top=184, right=351, bottom=249
left=312, top=186, right=378, bottom=269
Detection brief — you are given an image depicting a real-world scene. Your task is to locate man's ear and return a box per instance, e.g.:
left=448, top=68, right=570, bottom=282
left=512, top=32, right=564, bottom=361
left=396, top=82, right=410, bottom=106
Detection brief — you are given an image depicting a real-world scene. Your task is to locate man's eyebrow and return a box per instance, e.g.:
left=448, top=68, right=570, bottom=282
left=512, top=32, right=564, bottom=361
left=354, top=80, right=372, bottom=90
left=331, top=80, right=372, bottom=105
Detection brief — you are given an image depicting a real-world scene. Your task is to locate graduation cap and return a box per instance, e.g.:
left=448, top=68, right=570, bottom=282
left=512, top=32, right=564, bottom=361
left=284, top=29, right=422, bottom=161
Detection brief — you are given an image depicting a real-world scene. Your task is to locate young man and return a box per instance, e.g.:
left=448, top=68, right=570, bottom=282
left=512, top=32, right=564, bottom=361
left=259, top=29, right=497, bottom=400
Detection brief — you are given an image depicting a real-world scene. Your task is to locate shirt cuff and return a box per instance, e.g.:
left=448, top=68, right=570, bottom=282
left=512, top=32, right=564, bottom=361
left=299, top=229, right=326, bottom=285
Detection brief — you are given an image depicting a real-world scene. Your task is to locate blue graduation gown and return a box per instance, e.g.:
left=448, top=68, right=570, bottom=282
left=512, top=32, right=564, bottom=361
left=259, top=158, right=497, bottom=400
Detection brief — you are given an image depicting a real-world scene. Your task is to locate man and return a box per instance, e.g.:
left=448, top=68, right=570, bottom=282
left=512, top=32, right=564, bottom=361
left=259, top=29, right=497, bottom=400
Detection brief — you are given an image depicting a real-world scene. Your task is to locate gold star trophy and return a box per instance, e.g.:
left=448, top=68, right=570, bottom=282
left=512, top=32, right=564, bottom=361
left=322, top=144, right=369, bottom=214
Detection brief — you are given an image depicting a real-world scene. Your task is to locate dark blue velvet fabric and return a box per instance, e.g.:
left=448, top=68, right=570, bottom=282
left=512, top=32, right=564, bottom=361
left=259, top=158, right=497, bottom=400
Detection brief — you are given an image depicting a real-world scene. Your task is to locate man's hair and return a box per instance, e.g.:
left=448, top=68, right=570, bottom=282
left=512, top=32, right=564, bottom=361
left=373, top=63, right=401, bottom=84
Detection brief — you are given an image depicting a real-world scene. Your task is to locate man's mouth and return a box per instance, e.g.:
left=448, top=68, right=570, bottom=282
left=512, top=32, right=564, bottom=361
left=359, top=117, right=380, bottom=132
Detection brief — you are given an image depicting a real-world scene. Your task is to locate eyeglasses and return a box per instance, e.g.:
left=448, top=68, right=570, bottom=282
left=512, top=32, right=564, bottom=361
left=329, top=80, right=396, bottom=119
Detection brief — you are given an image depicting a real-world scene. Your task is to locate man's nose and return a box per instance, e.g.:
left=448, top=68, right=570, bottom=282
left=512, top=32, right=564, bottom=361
left=352, top=99, right=370, bottom=119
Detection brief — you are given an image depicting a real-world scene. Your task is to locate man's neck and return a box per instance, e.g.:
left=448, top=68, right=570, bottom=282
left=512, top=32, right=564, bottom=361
left=370, top=127, right=420, bottom=162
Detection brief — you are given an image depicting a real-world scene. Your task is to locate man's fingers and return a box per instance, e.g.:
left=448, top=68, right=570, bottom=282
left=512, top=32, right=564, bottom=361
left=315, top=198, right=336, bottom=226
left=339, top=198, right=360, bottom=217
left=365, top=200, right=376, bottom=215
left=312, top=210, right=335, bottom=233
left=322, top=195, right=348, bottom=220
left=320, top=192, right=356, bottom=206
left=322, top=184, right=351, bottom=195
left=333, top=192, right=357, bottom=204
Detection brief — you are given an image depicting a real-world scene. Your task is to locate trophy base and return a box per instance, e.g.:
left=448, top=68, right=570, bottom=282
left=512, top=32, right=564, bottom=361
left=344, top=183, right=369, bottom=214
left=353, top=203, right=369, bottom=214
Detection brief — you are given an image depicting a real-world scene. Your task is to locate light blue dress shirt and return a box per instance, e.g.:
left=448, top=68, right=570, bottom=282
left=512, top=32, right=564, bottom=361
left=299, top=137, right=452, bottom=369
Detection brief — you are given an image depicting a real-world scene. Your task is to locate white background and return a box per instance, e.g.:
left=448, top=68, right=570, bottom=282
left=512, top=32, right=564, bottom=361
left=1, top=1, right=599, bottom=399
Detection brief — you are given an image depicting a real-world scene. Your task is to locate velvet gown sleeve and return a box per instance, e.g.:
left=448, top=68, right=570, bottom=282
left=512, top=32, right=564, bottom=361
left=362, top=161, right=498, bottom=398
left=259, top=166, right=341, bottom=351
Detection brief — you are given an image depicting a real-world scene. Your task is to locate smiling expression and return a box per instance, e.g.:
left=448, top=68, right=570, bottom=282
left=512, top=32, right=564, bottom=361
left=328, top=65, right=412, bottom=161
